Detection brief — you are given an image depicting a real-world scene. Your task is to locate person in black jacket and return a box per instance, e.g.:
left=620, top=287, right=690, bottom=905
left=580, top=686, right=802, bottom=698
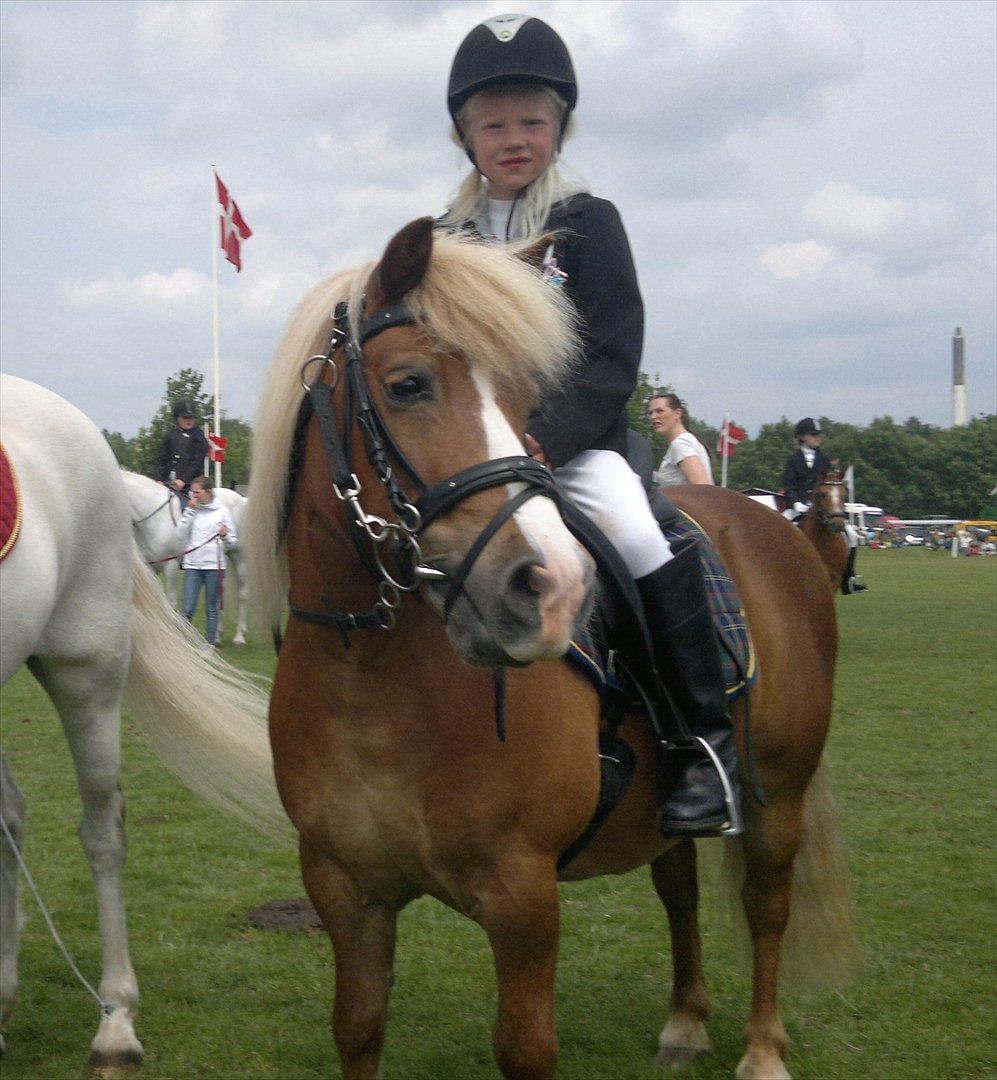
left=154, top=399, right=210, bottom=505
left=783, top=417, right=867, bottom=593
left=439, top=15, right=741, bottom=838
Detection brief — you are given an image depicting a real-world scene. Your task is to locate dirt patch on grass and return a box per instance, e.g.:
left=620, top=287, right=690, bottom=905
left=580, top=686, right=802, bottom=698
left=245, top=897, right=323, bottom=932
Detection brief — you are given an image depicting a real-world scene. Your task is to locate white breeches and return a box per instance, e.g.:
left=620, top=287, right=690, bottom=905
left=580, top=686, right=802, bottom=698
left=843, top=521, right=860, bottom=549
left=554, top=449, right=672, bottom=578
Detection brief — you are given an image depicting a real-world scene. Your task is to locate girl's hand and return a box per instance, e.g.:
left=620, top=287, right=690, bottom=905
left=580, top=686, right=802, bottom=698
left=217, top=523, right=229, bottom=537
left=523, top=433, right=551, bottom=468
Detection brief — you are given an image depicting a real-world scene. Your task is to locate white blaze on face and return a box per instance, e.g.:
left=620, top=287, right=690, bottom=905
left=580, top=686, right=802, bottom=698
left=470, top=369, right=590, bottom=655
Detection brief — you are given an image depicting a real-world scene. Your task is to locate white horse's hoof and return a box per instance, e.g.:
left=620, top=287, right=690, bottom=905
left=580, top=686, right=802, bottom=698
left=233, top=634, right=246, bottom=646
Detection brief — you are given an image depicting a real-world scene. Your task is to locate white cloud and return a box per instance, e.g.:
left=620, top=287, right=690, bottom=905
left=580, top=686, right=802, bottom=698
left=66, top=268, right=209, bottom=312
left=759, top=239, right=836, bottom=279
left=804, top=181, right=958, bottom=254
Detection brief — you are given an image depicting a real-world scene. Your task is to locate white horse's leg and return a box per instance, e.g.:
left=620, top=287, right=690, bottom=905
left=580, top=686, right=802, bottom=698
left=0, top=753, right=27, bottom=1053
left=29, top=655, right=143, bottom=1073
left=231, top=552, right=248, bottom=645
left=163, top=560, right=180, bottom=610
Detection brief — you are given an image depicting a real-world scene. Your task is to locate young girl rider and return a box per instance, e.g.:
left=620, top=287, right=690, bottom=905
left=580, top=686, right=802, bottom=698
left=441, top=14, right=741, bottom=837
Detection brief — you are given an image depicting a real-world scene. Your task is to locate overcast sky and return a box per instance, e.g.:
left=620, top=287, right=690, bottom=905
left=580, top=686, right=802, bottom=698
left=1, top=0, right=994, bottom=438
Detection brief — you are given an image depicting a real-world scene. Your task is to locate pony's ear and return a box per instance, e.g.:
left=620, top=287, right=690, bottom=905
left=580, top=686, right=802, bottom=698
left=516, top=232, right=557, bottom=270
left=374, top=218, right=435, bottom=307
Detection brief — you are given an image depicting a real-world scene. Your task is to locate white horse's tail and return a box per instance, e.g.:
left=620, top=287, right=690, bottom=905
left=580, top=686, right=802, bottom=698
left=125, top=547, right=291, bottom=841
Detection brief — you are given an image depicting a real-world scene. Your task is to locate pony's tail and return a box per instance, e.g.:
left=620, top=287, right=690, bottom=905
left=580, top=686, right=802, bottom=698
left=124, top=547, right=291, bottom=841
left=722, top=755, right=858, bottom=987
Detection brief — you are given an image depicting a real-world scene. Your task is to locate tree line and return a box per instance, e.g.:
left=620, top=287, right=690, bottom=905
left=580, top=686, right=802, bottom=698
left=627, top=372, right=995, bottom=520
left=105, top=369, right=997, bottom=521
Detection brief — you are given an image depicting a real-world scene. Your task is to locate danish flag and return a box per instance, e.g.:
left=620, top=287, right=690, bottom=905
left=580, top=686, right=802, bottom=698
left=215, top=172, right=252, bottom=272
left=717, top=419, right=747, bottom=458
left=206, top=432, right=228, bottom=462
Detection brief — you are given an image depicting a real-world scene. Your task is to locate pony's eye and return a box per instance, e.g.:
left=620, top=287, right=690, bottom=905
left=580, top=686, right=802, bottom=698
left=384, top=372, right=434, bottom=405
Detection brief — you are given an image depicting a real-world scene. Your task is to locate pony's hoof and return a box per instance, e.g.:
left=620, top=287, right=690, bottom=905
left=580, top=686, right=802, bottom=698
left=233, top=634, right=246, bottom=646
left=655, top=1043, right=712, bottom=1070
left=88, top=1047, right=143, bottom=1077
left=734, top=1053, right=791, bottom=1080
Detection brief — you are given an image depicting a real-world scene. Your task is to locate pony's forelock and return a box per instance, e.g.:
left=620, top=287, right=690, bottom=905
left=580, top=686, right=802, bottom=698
left=245, top=230, right=579, bottom=631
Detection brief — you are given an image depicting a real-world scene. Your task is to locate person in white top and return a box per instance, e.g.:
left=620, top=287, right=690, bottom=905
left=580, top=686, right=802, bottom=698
left=176, top=475, right=237, bottom=645
left=646, top=392, right=715, bottom=486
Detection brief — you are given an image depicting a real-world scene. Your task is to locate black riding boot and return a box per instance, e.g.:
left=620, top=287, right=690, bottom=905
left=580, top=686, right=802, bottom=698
left=841, top=547, right=867, bottom=594
left=636, top=540, right=742, bottom=837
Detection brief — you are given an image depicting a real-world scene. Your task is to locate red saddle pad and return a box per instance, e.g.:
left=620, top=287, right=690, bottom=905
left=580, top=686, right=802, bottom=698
left=0, top=444, right=22, bottom=562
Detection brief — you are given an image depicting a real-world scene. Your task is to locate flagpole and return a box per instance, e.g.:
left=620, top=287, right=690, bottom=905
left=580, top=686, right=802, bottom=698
left=720, top=412, right=730, bottom=488
left=210, top=166, right=222, bottom=488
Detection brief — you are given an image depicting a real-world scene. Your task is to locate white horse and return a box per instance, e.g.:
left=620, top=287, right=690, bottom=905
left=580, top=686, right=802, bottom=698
left=122, top=471, right=249, bottom=645
left=0, top=376, right=284, bottom=1074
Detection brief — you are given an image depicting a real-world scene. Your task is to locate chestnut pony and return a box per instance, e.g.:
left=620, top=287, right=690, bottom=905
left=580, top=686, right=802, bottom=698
left=799, top=469, right=850, bottom=592
left=245, top=220, right=854, bottom=1080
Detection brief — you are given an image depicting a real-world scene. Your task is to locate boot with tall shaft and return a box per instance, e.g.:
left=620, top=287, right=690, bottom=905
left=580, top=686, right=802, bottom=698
left=636, top=539, right=743, bottom=837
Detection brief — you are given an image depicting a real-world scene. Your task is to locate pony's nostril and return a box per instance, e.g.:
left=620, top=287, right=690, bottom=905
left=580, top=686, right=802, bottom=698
left=508, top=559, right=548, bottom=600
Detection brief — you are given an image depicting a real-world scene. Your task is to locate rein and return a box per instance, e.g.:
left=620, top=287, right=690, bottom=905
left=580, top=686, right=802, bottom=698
left=131, top=489, right=179, bottom=528
left=146, top=532, right=220, bottom=566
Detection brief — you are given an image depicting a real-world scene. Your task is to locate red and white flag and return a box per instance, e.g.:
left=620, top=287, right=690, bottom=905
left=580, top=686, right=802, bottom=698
left=215, top=172, right=252, bottom=272
left=717, top=419, right=747, bottom=458
left=206, top=432, right=228, bottom=462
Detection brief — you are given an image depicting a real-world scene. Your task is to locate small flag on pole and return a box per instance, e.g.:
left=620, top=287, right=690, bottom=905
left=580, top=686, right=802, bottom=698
left=717, top=420, right=747, bottom=458
left=215, top=172, right=252, bottom=272
left=206, top=432, right=228, bottom=462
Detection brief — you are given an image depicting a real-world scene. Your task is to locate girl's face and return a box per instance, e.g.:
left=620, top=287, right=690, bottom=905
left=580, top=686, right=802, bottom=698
left=464, top=87, right=559, bottom=200
left=647, top=399, right=683, bottom=437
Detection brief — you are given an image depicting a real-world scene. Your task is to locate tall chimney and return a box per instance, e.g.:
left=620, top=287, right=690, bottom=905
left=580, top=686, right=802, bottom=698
left=952, top=327, right=966, bottom=427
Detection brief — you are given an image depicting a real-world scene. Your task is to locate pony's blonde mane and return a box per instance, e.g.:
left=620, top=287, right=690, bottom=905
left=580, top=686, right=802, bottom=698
left=246, top=228, right=580, bottom=632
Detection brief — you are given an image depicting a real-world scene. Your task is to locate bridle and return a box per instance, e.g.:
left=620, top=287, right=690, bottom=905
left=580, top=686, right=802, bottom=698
left=289, top=298, right=566, bottom=643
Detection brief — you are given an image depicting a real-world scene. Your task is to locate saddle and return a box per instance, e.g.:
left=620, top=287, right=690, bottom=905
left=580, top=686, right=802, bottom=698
left=0, top=444, right=22, bottom=562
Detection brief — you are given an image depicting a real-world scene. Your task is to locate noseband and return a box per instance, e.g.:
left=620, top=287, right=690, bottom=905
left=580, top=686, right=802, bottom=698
left=290, top=299, right=563, bottom=639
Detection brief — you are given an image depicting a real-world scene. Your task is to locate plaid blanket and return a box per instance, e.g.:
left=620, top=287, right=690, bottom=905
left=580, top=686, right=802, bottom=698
left=567, top=508, right=757, bottom=702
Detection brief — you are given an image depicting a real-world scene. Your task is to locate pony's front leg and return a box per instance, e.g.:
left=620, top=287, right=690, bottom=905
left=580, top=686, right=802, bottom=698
left=300, top=842, right=398, bottom=1080
left=163, top=561, right=180, bottom=610
left=650, top=840, right=714, bottom=1069
left=479, top=865, right=561, bottom=1080
left=0, top=754, right=27, bottom=1051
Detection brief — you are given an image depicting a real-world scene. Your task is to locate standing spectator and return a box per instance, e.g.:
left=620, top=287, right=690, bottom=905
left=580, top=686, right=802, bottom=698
left=177, top=476, right=237, bottom=646
left=154, top=399, right=210, bottom=505
left=646, top=392, right=715, bottom=486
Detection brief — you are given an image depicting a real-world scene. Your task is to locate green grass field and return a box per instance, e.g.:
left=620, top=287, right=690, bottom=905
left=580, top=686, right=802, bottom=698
left=1, top=549, right=994, bottom=1079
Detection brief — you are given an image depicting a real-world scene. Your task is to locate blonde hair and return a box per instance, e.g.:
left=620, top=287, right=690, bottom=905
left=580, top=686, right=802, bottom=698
left=440, top=84, right=585, bottom=240
left=245, top=229, right=580, bottom=632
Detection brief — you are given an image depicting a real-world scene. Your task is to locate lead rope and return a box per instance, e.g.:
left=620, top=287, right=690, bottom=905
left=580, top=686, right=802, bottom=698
left=0, top=812, right=112, bottom=1016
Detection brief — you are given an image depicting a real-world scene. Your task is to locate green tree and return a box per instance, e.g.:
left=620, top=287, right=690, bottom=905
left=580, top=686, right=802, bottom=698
left=129, top=370, right=252, bottom=488
left=102, top=429, right=133, bottom=469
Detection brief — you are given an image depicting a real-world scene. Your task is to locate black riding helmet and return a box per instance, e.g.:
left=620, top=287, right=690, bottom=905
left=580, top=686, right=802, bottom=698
left=447, top=14, right=577, bottom=142
left=172, top=399, right=198, bottom=419
left=794, top=417, right=821, bottom=438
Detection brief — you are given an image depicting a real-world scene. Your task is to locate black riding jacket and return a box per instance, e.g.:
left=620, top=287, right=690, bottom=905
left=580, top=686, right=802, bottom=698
left=154, top=426, right=210, bottom=486
left=782, top=448, right=832, bottom=506
left=450, top=193, right=644, bottom=470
